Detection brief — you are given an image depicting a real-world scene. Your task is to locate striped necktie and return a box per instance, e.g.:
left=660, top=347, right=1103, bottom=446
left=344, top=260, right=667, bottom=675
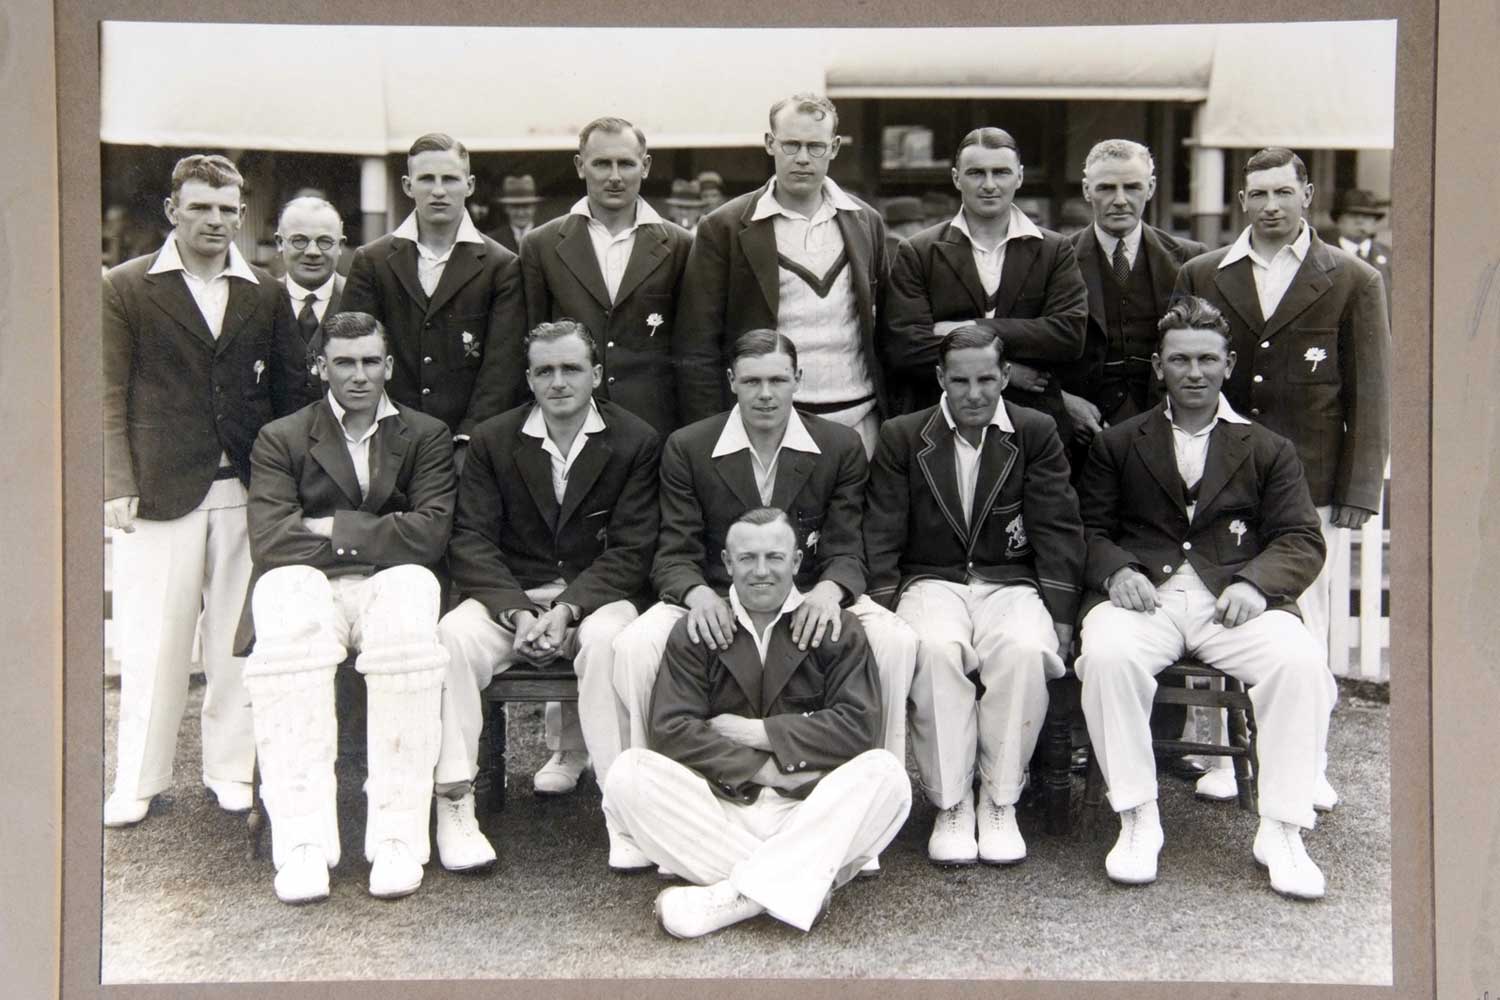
left=1111, top=240, right=1131, bottom=287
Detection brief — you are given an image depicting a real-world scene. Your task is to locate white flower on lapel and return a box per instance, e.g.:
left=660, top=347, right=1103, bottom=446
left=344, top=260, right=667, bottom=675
left=646, top=313, right=664, bottom=337
left=1229, top=519, right=1247, bottom=546
left=253, top=359, right=265, bottom=384
left=1005, top=515, right=1028, bottom=554
left=805, top=530, right=820, bottom=554
left=1303, top=346, right=1328, bottom=373
left=461, top=330, right=480, bottom=360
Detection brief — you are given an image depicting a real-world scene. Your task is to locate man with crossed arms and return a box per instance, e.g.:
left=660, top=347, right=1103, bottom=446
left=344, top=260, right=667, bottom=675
left=612, top=330, right=917, bottom=874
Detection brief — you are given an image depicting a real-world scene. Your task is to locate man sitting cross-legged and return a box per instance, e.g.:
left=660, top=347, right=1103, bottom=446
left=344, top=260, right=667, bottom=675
left=603, top=507, right=912, bottom=939
left=1074, top=295, right=1333, bottom=899
left=236, top=311, right=456, bottom=904
left=435, top=319, right=662, bottom=870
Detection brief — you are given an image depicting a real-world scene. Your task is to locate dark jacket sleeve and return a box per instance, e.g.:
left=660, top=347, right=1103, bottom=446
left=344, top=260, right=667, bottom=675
left=1334, top=266, right=1392, bottom=513
left=672, top=215, right=732, bottom=424
left=248, top=424, right=333, bottom=569
left=862, top=420, right=911, bottom=609
left=882, top=239, right=940, bottom=382
left=813, top=436, right=869, bottom=601
left=327, top=422, right=456, bottom=566
left=977, top=237, right=1088, bottom=363
left=102, top=272, right=136, bottom=501
left=762, top=616, right=881, bottom=772
left=1020, top=414, right=1086, bottom=623
left=556, top=429, right=663, bottom=615
left=268, top=285, right=318, bottom=416
left=648, top=624, right=770, bottom=797
left=446, top=426, right=536, bottom=620
left=1232, top=436, right=1328, bottom=602
left=651, top=430, right=712, bottom=603
left=1078, top=430, right=1143, bottom=591
left=461, top=251, right=527, bottom=435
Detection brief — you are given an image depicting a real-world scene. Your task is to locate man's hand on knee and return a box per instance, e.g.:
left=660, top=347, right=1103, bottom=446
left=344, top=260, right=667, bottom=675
left=1106, top=567, right=1161, bottom=614
left=1213, top=581, right=1267, bottom=629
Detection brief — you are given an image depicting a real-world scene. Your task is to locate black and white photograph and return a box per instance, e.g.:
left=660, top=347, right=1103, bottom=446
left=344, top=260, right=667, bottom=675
left=96, top=18, right=1399, bottom=985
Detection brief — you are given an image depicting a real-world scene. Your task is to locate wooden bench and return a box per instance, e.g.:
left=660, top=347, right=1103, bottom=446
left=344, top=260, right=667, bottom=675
left=476, top=667, right=580, bottom=815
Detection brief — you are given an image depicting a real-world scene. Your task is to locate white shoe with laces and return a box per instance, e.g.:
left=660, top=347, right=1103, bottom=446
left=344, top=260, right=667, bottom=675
left=533, top=751, right=589, bottom=795
left=654, top=879, right=765, bottom=938
left=977, top=787, right=1026, bottom=865
left=1194, top=765, right=1239, bottom=802
left=368, top=839, right=424, bottom=899
left=1253, top=818, right=1326, bottom=900
left=1105, top=801, right=1164, bottom=885
left=927, top=794, right=978, bottom=866
left=434, top=793, right=496, bottom=872
left=274, top=843, right=331, bottom=905
left=607, top=834, right=653, bottom=873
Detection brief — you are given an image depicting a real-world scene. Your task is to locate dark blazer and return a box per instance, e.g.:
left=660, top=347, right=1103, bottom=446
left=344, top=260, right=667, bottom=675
left=648, top=608, right=879, bottom=803
left=488, top=224, right=527, bottom=256
left=884, top=221, right=1088, bottom=419
left=448, top=399, right=662, bottom=622
left=103, top=249, right=315, bottom=521
left=1174, top=230, right=1391, bottom=511
left=863, top=402, right=1085, bottom=625
left=520, top=212, right=694, bottom=434
left=235, top=397, right=457, bottom=653
left=1060, top=224, right=1207, bottom=415
left=1077, top=402, right=1325, bottom=621
left=338, top=229, right=526, bottom=438
left=653, top=410, right=868, bottom=605
left=673, top=182, right=890, bottom=423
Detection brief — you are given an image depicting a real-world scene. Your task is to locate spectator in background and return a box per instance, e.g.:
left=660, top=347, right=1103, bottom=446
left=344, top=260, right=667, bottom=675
left=696, top=170, right=726, bottom=213
left=274, top=196, right=347, bottom=387
left=1325, top=188, right=1392, bottom=315
left=664, top=178, right=706, bottom=229
left=492, top=174, right=543, bottom=254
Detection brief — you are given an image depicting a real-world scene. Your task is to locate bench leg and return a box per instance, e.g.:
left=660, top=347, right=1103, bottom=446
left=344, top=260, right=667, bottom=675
left=478, top=700, right=508, bottom=816
left=1040, top=676, right=1077, bottom=834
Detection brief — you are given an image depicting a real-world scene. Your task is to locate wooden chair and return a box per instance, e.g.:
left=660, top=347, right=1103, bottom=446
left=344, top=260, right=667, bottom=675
left=476, top=666, right=580, bottom=815
left=1082, top=658, right=1259, bottom=826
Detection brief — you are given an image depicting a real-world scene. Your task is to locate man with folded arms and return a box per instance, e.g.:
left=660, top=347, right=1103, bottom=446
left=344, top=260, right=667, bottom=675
left=864, top=325, right=1084, bottom=867
left=238, top=311, right=456, bottom=904
left=604, top=507, right=911, bottom=939
left=436, top=320, right=660, bottom=863
left=1074, top=296, right=1333, bottom=899
left=611, top=332, right=917, bottom=876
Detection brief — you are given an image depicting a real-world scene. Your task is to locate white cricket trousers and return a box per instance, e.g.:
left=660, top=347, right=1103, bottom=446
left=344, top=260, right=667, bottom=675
left=611, top=596, right=917, bottom=761
left=436, top=596, right=638, bottom=787
left=603, top=747, right=911, bottom=931
left=896, top=579, right=1066, bottom=810
left=110, top=495, right=253, bottom=800
left=1076, top=571, right=1332, bottom=830
left=243, top=564, right=447, bottom=869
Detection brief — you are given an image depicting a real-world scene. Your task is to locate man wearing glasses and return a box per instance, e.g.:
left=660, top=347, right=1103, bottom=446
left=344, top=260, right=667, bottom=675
left=274, top=196, right=346, bottom=387
left=674, top=94, right=890, bottom=456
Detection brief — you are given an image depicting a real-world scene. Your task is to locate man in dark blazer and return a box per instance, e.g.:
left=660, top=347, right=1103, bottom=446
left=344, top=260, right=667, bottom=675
left=673, top=94, right=889, bottom=454
left=1073, top=296, right=1333, bottom=899
left=436, top=320, right=661, bottom=868
left=1324, top=188, right=1393, bottom=315
left=274, top=195, right=346, bottom=389
left=885, top=127, right=1088, bottom=426
left=338, top=133, right=527, bottom=457
left=1174, top=147, right=1390, bottom=806
left=237, top=311, right=456, bottom=904
left=603, top=508, right=911, bottom=939
left=611, top=331, right=916, bottom=877
left=1061, top=139, right=1207, bottom=447
left=521, top=117, right=694, bottom=435
left=102, top=153, right=314, bottom=829
left=864, top=325, right=1084, bottom=867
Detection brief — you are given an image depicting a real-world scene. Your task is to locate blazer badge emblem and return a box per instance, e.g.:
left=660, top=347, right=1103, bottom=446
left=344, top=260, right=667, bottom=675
left=1005, top=515, right=1028, bottom=554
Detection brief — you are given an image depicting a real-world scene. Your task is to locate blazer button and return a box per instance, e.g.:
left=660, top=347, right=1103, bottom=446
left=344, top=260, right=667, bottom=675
left=799, top=761, right=808, bottom=768
left=785, top=764, right=794, bottom=772
left=608, top=377, right=616, bottom=384
left=422, top=387, right=432, bottom=395
left=1162, top=564, right=1173, bottom=574
left=1182, top=541, right=1192, bottom=551
left=606, top=341, right=615, bottom=348
left=1250, top=407, right=1261, bottom=416
left=336, top=548, right=345, bottom=555
left=350, top=549, right=358, bottom=556
left=1252, top=374, right=1264, bottom=383
left=423, top=356, right=433, bottom=364
left=1260, top=341, right=1271, bottom=349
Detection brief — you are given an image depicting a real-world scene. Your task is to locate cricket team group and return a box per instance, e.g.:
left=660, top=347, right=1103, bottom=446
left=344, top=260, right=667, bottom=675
left=102, top=91, right=1391, bottom=938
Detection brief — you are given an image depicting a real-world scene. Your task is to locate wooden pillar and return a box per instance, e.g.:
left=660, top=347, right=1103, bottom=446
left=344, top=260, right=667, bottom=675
left=360, top=155, right=389, bottom=244
left=1188, top=105, right=1224, bottom=247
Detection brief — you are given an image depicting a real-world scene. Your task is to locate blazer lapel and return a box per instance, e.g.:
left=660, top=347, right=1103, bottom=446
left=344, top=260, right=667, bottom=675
left=718, top=639, right=765, bottom=717
left=143, top=268, right=216, bottom=350
left=556, top=216, right=613, bottom=310
left=968, top=425, right=1020, bottom=555
left=213, top=277, right=258, bottom=355
left=1262, top=243, right=1335, bottom=340
left=739, top=186, right=781, bottom=316
left=360, top=414, right=413, bottom=514
left=1074, top=226, right=1107, bottom=326
left=759, top=625, right=804, bottom=712
left=992, top=236, right=1041, bottom=317
left=935, top=230, right=990, bottom=317
left=426, top=242, right=483, bottom=318
left=515, top=433, right=561, bottom=532
left=1134, top=409, right=1188, bottom=515
left=1193, top=421, right=1252, bottom=519
left=833, top=207, right=874, bottom=320
left=612, top=225, right=671, bottom=307
left=557, top=434, right=612, bottom=528
left=914, top=409, right=970, bottom=548
left=713, top=450, right=766, bottom=512
left=1212, top=258, right=1267, bottom=332
left=768, top=449, right=816, bottom=512
left=324, top=274, right=345, bottom=321
left=309, top=403, right=363, bottom=508
left=387, top=240, right=428, bottom=310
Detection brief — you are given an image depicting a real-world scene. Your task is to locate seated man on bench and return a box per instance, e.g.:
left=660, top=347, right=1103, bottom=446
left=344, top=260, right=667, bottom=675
left=1074, top=295, right=1333, bottom=898
left=237, top=311, right=456, bottom=904
left=436, top=319, right=662, bottom=869
left=603, top=507, right=911, bottom=939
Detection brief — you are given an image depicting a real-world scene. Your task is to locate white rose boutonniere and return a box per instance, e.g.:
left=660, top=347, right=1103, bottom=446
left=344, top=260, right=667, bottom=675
left=1303, top=346, right=1327, bottom=373
left=253, top=359, right=265, bottom=384
left=1229, top=519, right=1247, bottom=547
left=805, top=530, right=820, bottom=554
left=461, top=330, right=480, bottom=360
left=646, top=313, right=664, bottom=337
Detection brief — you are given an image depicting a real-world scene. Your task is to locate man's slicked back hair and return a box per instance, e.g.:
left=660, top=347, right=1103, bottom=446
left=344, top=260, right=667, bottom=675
left=170, top=154, right=244, bottom=198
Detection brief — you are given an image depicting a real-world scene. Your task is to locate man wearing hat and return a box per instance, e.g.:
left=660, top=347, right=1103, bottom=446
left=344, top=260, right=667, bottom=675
left=1325, top=188, right=1392, bottom=315
left=493, top=174, right=543, bottom=254
left=882, top=196, right=926, bottom=254
left=665, top=179, right=706, bottom=230
left=697, top=171, right=726, bottom=214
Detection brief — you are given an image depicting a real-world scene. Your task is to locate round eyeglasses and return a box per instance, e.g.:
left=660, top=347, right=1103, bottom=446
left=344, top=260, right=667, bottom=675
left=282, top=235, right=341, bottom=252
left=773, top=140, right=833, bottom=159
